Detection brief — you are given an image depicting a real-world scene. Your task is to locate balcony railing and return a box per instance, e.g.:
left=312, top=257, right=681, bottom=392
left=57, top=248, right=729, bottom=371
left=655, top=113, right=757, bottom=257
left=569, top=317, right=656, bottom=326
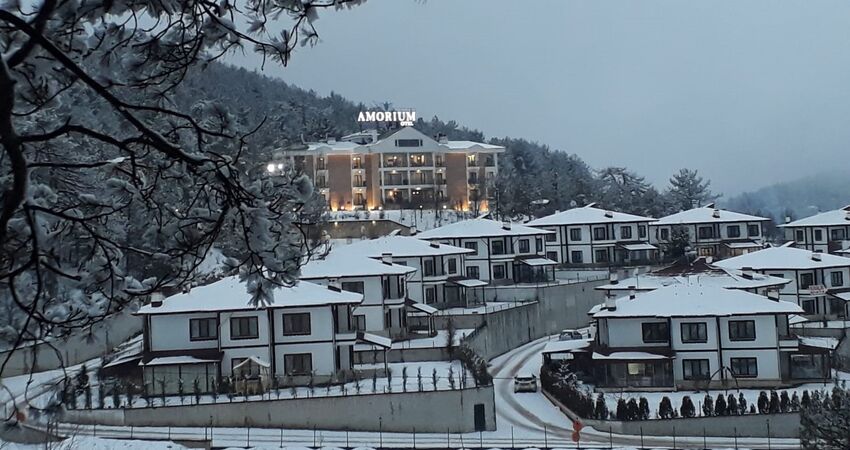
left=353, top=181, right=367, bottom=187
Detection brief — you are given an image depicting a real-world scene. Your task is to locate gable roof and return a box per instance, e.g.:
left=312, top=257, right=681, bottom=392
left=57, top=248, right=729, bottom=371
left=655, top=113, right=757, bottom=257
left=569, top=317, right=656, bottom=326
left=592, top=283, right=803, bottom=318
left=527, top=205, right=655, bottom=227
left=597, top=261, right=790, bottom=292
left=137, top=277, right=362, bottom=315
left=339, top=235, right=474, bottom=258
left=300, top=250, right=417, bottom=279
left=780, top=205, right=850, bottom=228
left=714, top=246, right=850, bottom=270
left=654, top=205, right=770, bottom=225
left=416, top=218, right=553, bottom=240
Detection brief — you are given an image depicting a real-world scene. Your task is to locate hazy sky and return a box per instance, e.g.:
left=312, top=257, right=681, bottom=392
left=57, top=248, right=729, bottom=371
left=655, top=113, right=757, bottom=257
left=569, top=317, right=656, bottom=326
left=226, top=0, right=850, bottom=195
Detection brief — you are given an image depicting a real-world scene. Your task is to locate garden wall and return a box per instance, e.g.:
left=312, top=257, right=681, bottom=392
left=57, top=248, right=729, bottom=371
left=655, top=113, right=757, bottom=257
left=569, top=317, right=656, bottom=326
left=61, top=385, right=496, bottom=433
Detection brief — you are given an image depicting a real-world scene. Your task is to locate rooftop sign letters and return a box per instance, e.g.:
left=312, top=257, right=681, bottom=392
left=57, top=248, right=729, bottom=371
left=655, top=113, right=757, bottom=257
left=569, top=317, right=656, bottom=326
left=357, top=110, right=416, bottom=126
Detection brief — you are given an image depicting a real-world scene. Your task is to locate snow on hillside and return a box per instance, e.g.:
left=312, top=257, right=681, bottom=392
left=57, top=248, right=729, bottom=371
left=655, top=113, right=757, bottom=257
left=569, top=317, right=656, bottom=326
left=0, top=437, right=191, bottom=449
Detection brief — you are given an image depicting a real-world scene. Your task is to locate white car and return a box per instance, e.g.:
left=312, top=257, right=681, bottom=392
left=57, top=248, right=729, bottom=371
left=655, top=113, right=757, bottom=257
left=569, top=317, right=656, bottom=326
left=558, top=329, right=584, bottom=341
left=513, top=374, right=538, bottom=393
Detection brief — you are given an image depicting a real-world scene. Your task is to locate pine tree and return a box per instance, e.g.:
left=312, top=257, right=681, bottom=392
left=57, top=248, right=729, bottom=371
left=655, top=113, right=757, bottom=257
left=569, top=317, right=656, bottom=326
left=769, top=391, right=780, bottom=413
left=738, top=393, right=748, bottom=415
left=800, top=383, right=850, bottom=449
left=111, top=385, right=121, bottom=409
left=680, top=396, right=696, bottom=418
left=715, top=393, right=727, bottom=416
left=659, top=396, right=674, bottom=419
left=616, top=398, right=628, bottom=421
left=758, top=391, right=770, bottom=414
left=626, top=398, right=640, bottom=421
left=638, top=397, right=650, bottom=420
left=727, top=394, right=738, bottom=416
left=667, top=168, right=718, bottom=211
left=431, top=368, right=438, bottom=391
left=193, top=378, right=201, bottom=405
left=702, top=393, right=714, bottom=417
left=594, top=393, right=609, bottom=420
left=791, top=391, right=801, bottom=411
left=802, top=390, right=811, bottom=409
left=780, top=391, right=790, bottom=412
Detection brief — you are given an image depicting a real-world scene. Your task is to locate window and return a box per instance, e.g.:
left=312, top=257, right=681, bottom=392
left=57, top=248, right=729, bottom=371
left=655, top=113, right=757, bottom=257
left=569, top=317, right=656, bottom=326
left=424, top=259, right=435, bottom=277
left=682, top=359, right=710, bottom=380
left=395, top=139, right=422, bottom=147
left=831, top=271, right=844, bottom=287
left=231, top=358, right=260, bottom=377
left=638, top=225, right=647, bottom=239
left=492, top=264, right=506, bottom=279
left=748, top=224, right=760, bottom=237
left=595, top=249, right=609, bottom=263
left=831, top=229, right=846, bottom=240
left=593, top=227, right=606, bottom=240
left=641, top=322, right=669, bottom=343
left=464, top=241, right=478, bottom=255
left=730, top=357, right=758, bottom=377
left=341, top=281, right=364, bottom=294
left=425, top=287, right=436, bottom=304
left=569, top=228, right=582, bottom=241
left=660, top=228, right=670, bottom=241
left=728, top=320, right=756, bottom=341
left=727, top=225, right=741, bottom=238
left=547, top=251, right=558, bottom=261
left=814, top=229, right=824, bottom=241
left=571, top=251, right=583, bottom=263
left=353, top=315, right=366, bottom=331
left=190, top=318, right=217, bottom=341
left=282, top=313, right=311, bottom=336
left=796, top=229, right=805, bottom=242
left=545, top=232, right=556, bottom=242
left=620, top=226, right=632, bottom=239
left=466, top=266, right=480, bottom=279
left=491, top=240, right=505, bottom=255
left=284, top=353, right=313, bottom=375
left=680, top=322, right=708, bottom=343
left=698, top=226, right=714, bottom=239
left=518, top=239, right=530, bottom=253
left=536, top=238, right=543, bottom=252
left=448, top=258, right=458, bottom=274
left=230, top=316, right=259, bottom=339
left=799, top=273, right=814, bottom=289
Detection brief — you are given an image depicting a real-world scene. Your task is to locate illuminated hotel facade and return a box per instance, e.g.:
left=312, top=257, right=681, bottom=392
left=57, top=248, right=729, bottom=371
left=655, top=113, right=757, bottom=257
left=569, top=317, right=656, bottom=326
left=269, top=126, right=504, bottom=211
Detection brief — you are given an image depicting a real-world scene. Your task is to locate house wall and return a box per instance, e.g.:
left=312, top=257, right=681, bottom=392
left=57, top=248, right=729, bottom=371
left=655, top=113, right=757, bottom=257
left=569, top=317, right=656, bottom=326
left=426, top=232, right=548, bottom=283
left=536, top=222, right=653, bottom=265
left=786, top=225, right=850, bottom=254
left=149, top=312, right=219, bottom=352
left=650, top=221, right=765, bottom=258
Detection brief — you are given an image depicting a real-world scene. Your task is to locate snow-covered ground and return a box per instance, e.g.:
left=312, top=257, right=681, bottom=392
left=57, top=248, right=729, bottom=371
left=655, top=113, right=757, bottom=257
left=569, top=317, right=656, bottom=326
left=327, top=209, right=477, bottom=232
left=355, top=329, right=474, bottom=351
left=0, top=436, right=192, bottom=449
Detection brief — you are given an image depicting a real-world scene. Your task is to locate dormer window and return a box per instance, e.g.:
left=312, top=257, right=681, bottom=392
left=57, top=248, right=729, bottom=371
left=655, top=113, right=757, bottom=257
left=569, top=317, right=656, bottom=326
left=395, top=139, right=422, bottom=147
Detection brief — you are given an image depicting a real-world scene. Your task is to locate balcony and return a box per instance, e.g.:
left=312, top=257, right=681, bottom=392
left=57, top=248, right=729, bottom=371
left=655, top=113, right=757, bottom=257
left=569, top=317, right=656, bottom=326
left=353, top=180, right=367, bottom=188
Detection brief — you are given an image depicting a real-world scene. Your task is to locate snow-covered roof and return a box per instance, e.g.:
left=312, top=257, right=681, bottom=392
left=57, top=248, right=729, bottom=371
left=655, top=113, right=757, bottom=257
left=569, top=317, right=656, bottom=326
left=140, top=356, right=220, bottom=366
left=654, top=205, right=770, bottom=225
left=596, top=269, right=790, bottom=292
left=448, top=277, right=488, bottom=288
left=300, top=250, right=417, bottom=279
left=305, top=141, right=363, bottom=152
left=592, top=352, right=671, bottom=360
left=620, top=243, right=658, bottom=251
left=780, top=206, right=850, bottom=228
left=724, top=241, right=763, bottom=249
left=137, top=277, right=362, bottom=315
left=338, top=235, right=473, bottom=258
left=542, top=339, right=592, bottom=354
left=714, top=246, right=850, bottom=270
left=233, top=355, right=270, bottom=369
left=517, top=257, right=558, bottom=267
left=527, top=205, right=655, bottom=227
left=443, top=140, right=504, bottom=151
left=357, top=332, right=392, bottom=349
left=592, top=284, right=803, bottom=318
left=416, top=219, right=553, bottom=240
left=799, top=336, right=839, bottom=350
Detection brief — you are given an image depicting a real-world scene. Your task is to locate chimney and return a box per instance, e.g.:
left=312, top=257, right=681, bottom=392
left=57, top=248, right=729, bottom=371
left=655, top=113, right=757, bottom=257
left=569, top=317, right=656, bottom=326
left=628, top=286, right=637, bottom=300
left=812, top=252, right=822, bottom=262
left=712, top=209, right=720, bottom=219
left=767, top=290, right=780, bottom=301
left=381, top=252, right=393, bottom=265
left=785, top=216, right=792, bottom=224
left=149, top=292, right=164, bottom=308
left=327, top=277, right=342, bottom=291
left=409, top=226, right=417, bottom=236
left=429, top=241, right=440, bottom=249
left=502, top=221, right=512, bottom=231
left=438, top=134, right=449, bottom=144
left=369, top=129, right=379, bottom=143
left=741, top=267, right=754, bottom=279
left=609, top=271, right=619, bottom=285
left=705, top=256, right=714, bottom=264
left=604, top=211, right=614, bottom=218
left=327, top=136, right=337, bottom=144
left=604, top=296, right=617, bottom=311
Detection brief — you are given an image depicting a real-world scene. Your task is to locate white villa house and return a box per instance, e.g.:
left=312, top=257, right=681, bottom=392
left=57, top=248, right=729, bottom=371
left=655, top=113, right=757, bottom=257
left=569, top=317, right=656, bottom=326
left=651, top=204, right=770, bottom=260
left=136, top=277, right=365, bottom=394
left=338, top=236, right=484, bottom=309
left=300, top=250, right=416, bottom=339
left=596, top=256, right=790, bottom=299
left=558, top=284, right=829, bottom=390
left=715, top=245, right=850, bottom=318
left=780, top=205, right=850, bottom=255
left=526, top=204, right=657, bottom=266
left=416, top=219, right=557, bottom=285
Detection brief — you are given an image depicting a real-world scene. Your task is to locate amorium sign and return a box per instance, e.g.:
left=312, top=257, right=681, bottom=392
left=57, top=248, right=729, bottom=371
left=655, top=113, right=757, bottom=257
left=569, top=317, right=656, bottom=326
left=357, top=110, right=416, bottom=126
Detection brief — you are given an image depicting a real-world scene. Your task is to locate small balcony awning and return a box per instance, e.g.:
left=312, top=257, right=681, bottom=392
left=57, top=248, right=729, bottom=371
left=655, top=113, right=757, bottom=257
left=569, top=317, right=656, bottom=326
left=356, top=331, right=392, bottom=349
left=447, top=276, right=488, bottom=288
left=724, top=241, right=762, bottom=249
left=516, top=256, right=558, bottom=267
left=232, top=355, right=270, bottom=370
left=592, top=351, right=671, bottom=361
left=140, top=355, right=222, bottom=367
left=405, top=298, right=438, bottom=315
left=618, top=243, right=657, bottom=252
left=542, top=339, right=591, bottom=355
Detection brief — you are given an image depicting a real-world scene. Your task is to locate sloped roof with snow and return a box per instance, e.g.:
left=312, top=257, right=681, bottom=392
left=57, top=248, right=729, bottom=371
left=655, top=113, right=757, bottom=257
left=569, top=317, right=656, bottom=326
left=338, top=235, right=474, bottom=258
left=300, top=250, right=417, bottom=279
left=527, top=205, right=656, bottom=227
left=443, top=140, right=504, bottom=151
left=137, top=277, right=362, bottom=315
left=593, top=284, right=803, bottom=318
left=714, top=246, right=850, bottom=270
left=780, top=206, right=850, bottom=227
left=654, top=206, right=770, bottom=225
left=596, top=269, right=790, bottom=292
left=417, top=218, right=553, bottom=240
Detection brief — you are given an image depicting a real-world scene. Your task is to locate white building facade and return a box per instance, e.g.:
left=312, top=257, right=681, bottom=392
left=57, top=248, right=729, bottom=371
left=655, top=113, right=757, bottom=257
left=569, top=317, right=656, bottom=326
left=780, top=205, right=850, bottom=254
left=527, top=204, right=657, bottom=266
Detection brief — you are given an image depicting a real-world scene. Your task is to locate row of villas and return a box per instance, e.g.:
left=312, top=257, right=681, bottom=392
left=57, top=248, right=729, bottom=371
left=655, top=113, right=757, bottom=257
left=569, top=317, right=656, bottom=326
left=268, top=127, right=504, bottom=212
left=527, top=203, right=770, bottom=266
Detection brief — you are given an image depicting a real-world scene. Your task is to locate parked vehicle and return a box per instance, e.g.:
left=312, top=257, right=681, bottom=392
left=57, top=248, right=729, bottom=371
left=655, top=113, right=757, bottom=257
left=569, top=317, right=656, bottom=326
left=558, top=329, right=584, bottom=341
left=513, top=374, right=538, bottom=393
